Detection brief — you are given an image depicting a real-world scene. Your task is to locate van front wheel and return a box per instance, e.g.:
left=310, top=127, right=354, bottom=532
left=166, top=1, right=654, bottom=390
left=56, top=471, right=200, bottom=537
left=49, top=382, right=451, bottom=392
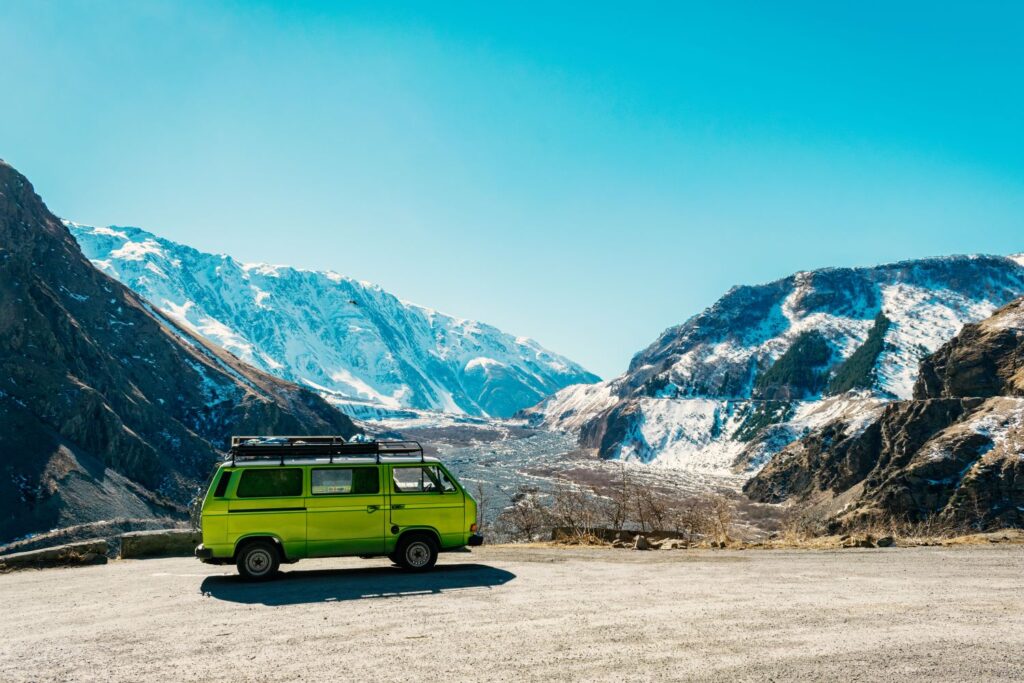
left=397, top=534, right=438, bottom=572
left=236, top=540, right=280, bottom=581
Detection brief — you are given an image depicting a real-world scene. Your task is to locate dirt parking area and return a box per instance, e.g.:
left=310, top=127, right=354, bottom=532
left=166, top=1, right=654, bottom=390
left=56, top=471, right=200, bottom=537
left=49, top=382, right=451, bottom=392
left=3, top=544, right=1023, bottom=682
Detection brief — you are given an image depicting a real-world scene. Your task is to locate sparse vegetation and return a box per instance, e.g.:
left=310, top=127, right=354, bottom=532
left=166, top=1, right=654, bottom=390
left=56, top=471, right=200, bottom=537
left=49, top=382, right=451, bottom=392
left=753, top=331, right=831, bottom=399
left=734, top=400, right=794, bottom=442
left=826, top=312, right=891, bottom=394
left=494, top=465, right=736, bottom=546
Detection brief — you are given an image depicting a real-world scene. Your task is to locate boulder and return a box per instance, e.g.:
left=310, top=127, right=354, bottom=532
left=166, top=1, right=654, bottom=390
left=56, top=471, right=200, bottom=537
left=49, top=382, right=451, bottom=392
left=876, top=535, right=895, bottom=548
left=840, top=536, right=875, bottom=549
left=634, top=535, right=651, bottom=551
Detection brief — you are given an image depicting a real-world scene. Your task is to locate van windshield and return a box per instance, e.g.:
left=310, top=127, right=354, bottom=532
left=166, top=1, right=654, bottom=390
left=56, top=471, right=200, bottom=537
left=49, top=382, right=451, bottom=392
left=392, top=465, right=457, bottom=493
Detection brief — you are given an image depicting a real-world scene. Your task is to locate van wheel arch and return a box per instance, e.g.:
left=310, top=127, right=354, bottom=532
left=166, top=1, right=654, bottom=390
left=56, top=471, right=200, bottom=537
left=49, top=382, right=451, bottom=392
left=396, top=528, right=441, bottom=548
left=234, top=536, right=287, bottom=562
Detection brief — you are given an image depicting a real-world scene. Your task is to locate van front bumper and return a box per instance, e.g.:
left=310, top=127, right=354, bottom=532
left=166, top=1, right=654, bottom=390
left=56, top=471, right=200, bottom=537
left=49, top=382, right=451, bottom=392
left=194, top=544, right=214, bottom=562
left=468, top=534, right=484, bottom=547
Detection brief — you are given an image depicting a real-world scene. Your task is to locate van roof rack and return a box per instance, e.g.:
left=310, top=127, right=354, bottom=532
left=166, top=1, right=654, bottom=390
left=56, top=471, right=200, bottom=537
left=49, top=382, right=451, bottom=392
left=228, top=435, right=425, bottom=466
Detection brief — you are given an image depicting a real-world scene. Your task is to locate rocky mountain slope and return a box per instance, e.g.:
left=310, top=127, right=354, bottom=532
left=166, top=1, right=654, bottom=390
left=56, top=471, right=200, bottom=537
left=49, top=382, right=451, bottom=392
left=523, top=256, right=1024, bottom=474
left=0, top=161, right=357, bottom=542
left=69, top=224, right=598, bottom=419
left=745, top=298, right=1024, bottom=528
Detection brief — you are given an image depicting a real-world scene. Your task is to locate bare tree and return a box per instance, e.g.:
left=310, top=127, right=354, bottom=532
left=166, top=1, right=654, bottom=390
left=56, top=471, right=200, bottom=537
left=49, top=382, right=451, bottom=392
left=494, top=486, right=552, bottom=541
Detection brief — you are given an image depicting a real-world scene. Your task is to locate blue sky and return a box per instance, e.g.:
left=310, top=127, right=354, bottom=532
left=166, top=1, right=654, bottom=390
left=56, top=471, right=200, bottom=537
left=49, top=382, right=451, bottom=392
left=2, top=2, right=1023, bottom=378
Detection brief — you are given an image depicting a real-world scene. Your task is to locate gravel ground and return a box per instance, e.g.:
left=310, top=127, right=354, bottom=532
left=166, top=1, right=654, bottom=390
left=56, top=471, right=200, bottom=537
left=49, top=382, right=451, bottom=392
left=2, top=545, right=1023, bottom=682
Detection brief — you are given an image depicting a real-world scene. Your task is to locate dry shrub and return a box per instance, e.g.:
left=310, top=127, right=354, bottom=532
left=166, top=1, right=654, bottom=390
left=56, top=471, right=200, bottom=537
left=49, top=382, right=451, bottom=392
left=493, top=486, right=553, bottom=542
left=494, top=465, right=738, bottom=545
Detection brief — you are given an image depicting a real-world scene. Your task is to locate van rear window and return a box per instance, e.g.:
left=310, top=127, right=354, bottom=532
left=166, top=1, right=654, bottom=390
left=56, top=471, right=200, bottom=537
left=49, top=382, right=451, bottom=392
left=236, top=468, right=303, bottom=498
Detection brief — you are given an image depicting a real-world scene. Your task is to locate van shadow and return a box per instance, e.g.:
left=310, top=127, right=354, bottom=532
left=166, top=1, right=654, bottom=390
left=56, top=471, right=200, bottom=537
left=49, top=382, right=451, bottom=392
left=200, top=563, right=516, bottom=606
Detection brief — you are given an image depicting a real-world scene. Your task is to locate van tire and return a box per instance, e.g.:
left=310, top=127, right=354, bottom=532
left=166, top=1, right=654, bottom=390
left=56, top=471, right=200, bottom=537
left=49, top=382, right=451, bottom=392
left=396, top=534, right=438, bottom=572
left=236, top=540, right=280, bottom=581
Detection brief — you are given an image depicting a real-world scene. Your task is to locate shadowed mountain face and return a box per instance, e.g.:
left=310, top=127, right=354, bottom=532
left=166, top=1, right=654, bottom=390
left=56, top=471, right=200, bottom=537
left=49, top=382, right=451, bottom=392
left=0, top=161, right=357, bottom=542
left=745, top=298, right=1024, bottom=529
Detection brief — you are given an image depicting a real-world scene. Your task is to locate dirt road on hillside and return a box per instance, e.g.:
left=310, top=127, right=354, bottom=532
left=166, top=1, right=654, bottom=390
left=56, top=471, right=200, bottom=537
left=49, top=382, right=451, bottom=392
left=3, top=545, right=1023, bottom=682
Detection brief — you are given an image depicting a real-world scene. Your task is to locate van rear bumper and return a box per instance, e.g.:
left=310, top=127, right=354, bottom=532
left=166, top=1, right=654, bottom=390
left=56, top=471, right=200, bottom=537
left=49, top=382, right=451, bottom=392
left=195, top=544, right=233, bottom=565
left=468, top=534, right=484, bottom=547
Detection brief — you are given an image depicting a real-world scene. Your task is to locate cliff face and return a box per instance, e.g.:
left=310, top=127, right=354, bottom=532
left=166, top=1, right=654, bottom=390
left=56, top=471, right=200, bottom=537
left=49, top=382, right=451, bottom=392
left=914, top=299, right=1024, bottom=399
left=0, top=161, right=357, bottom=541
left=745, top=299, right=1024, bottom=529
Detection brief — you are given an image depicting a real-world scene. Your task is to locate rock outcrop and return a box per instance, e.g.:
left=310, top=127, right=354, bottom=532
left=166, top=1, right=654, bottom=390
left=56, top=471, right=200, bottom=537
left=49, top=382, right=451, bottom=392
left=745, top=299, right=1024, bottom=528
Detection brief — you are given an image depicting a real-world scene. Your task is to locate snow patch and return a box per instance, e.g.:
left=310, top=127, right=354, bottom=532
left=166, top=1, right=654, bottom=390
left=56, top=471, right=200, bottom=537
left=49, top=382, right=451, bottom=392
left=90, top=226, right=129, bottom=239
left=110, top=239, right=165, bottom=261
left=465, top=357, right=506, bottom=372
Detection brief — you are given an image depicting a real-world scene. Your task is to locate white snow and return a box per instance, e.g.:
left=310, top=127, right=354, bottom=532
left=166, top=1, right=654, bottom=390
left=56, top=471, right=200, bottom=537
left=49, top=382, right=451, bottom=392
left=465, top=357, right=506, bottom=372
left=90, top=226, right=129, bottom=239
left=109, top=239, right=166, bottom=261
left=522, top=381, right=618, bottom=432
left=877, top=283, right=998, bottom=398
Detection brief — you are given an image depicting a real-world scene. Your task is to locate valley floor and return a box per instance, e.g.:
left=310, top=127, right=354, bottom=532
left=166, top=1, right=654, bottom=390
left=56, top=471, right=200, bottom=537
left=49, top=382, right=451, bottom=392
left=3, top=545, right=1023, bottom=682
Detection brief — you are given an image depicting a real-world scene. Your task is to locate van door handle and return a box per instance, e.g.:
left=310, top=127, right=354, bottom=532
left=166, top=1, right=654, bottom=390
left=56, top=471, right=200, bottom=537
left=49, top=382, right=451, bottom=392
left=392, top=504, right=406, bottom=510
left=366, top=505, right=379, bottom=512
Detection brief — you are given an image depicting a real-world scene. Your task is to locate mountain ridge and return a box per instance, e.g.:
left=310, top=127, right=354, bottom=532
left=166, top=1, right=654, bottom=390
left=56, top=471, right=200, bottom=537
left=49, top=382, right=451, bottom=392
left=523, top=253, right=1024, bottom=474
left=69, top=222, right=599, bottom=419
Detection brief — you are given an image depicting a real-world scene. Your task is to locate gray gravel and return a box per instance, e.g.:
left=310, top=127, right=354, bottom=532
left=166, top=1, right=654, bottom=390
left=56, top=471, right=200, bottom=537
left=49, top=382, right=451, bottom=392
left=3, top=545, right=1023, bottom=682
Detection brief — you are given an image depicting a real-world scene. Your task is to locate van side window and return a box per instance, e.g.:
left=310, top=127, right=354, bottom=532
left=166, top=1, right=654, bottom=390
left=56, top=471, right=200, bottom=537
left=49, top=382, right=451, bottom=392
left=311, top=467, right=380, bottom=495
left=213, top=470, right=232, bottom=498
left=392, top=465, right=457, bottom=494
left=236, top=468, right=303, bottom=498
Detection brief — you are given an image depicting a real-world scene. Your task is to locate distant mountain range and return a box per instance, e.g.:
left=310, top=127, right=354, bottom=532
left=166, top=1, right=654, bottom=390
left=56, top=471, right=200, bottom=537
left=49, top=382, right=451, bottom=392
left=70, top=223, right=599, bottom=419
left=0, top=161, right=357, bottom=542
left=523, top=254, right=1024, bottom=476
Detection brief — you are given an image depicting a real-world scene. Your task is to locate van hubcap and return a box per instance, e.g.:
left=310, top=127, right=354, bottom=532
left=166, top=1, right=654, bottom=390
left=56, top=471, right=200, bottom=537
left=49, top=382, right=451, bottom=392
left=246, top=548, right=272, bottom=575
left=406, top=542, right=430, bottom=567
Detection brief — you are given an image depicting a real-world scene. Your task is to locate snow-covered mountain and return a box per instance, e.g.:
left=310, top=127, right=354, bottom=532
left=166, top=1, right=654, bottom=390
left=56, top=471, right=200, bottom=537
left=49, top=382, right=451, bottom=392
left=69, top=223, right=599, bottom=419
left=522, top=255, right=1024, bottom=474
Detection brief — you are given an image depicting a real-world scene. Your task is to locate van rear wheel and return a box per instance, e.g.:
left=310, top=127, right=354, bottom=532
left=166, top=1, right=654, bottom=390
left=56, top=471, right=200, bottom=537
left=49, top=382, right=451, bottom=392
left=397, top=534, right=438, bottom=572
left=236, top=540, right=280, bottom=581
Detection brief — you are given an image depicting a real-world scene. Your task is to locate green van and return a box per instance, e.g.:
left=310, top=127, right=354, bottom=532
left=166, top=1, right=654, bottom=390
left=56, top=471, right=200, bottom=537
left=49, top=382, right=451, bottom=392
left=194, top=436, right=483, bottom=580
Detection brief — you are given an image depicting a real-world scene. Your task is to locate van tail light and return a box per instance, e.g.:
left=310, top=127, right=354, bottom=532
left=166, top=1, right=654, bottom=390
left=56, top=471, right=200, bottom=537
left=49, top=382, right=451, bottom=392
left=470, top=523, right=478, bottom=533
